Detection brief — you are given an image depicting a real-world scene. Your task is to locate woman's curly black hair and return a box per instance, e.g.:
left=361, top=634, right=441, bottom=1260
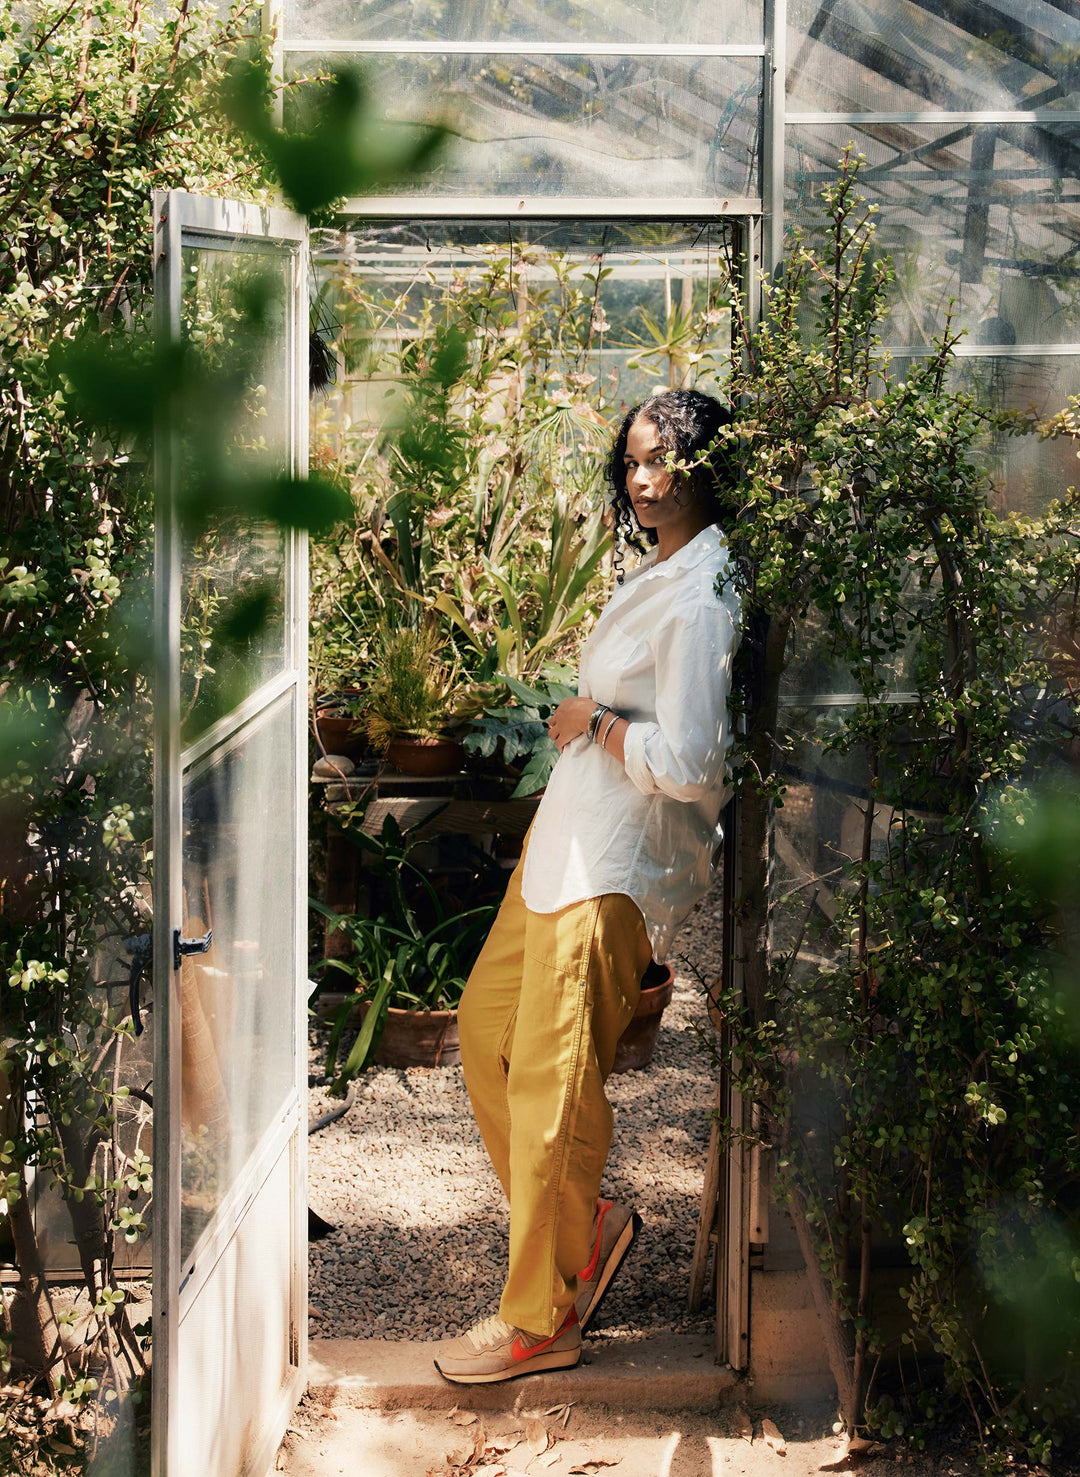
left=605, top=389, right=737, bottom=579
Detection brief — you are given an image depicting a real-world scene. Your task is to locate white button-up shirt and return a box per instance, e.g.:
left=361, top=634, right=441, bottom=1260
left=521, top=522, right=740, bottom=962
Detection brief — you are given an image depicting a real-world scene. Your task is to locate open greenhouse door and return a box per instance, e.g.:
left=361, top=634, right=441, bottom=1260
left=151, top=192, right=309, bottom=1477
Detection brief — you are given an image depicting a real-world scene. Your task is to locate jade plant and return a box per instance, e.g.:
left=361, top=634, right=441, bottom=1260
left=712, top=150, right=1080, bottom=1464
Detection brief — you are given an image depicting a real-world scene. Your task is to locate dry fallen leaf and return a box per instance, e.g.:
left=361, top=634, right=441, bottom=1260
left=538, top=1453, right=560, bottom=1469
left=733, top=1407, right=754, bottom=1442
left=489, top=1437, right=522, bottom=1454
left=568, top=1462, right=621, bottom=1475
left=524, top=1416, right=551, bottom=1456
left=761, top=1418, right=787, bottom=1456
left=452, top=1410, right=480, bottom=1426
left=819, top=1433, right=881, bottom=1469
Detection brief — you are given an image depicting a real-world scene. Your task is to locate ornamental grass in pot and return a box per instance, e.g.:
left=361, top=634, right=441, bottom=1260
left=364, top=621, right=470, bottom=776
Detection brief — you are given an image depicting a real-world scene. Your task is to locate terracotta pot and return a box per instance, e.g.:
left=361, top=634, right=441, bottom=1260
left=385, top=735, right=466, bottom=777
left=611, top=962, right=676, bottom=1073
left=314, top=692, right=368, bottom=761
left=314, top=712, right=367, bottom=761
left=372, top=1005, right=461, bottom=1068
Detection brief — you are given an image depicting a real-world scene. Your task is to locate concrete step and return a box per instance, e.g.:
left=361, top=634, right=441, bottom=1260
left=308, top=1332, right=744, bottom=1413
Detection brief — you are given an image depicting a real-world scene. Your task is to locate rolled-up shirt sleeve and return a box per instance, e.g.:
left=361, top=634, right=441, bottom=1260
left=622, top=584, right=740, bottom=803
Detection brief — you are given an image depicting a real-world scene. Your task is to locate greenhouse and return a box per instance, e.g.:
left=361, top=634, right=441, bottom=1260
left=3, top=0, right=1080, bottom=1473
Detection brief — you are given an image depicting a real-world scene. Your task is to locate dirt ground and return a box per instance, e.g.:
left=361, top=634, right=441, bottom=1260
left=276, top=1397, right=974, bottom=1477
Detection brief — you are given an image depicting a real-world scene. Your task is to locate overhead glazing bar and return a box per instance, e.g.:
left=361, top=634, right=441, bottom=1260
left=281, top=40, right=767, bottom=57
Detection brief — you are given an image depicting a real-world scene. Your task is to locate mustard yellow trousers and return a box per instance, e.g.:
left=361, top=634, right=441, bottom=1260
left=457, top=833, right=652, bottom=1337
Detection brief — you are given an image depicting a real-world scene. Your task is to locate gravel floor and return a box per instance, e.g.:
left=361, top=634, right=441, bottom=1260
left=307, top=878, right=725, bottom=1344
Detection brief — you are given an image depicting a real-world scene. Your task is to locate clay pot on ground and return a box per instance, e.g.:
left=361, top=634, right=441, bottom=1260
left=384, top=734, right=466, bottom=777
left=366, top=959, right=676, bottom=1071
left=375, top=1005, right=461, bottom=1067
left=612, top=959, right=676, bottom=1073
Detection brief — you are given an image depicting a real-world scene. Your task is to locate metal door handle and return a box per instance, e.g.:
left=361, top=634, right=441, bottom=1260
left=173, top=928, right=213, bottom=970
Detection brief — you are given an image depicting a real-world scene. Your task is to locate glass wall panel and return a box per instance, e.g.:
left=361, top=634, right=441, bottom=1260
left=311, top=218, right=735, bottom=464
left=772, top=707, right=869, bottom=977
left=284, top=0, right=764, bottom=45
left=179, top=243, right=290, bottom=739
left=942, top=352, right=1077, bottom=516
left=787, top=0, right=1080, bottom=115
left=179, top=691, right=297, bottom=1262
left=286, top=52, right=762, bottom=197
left=786, top=123, right=1080, bottom=346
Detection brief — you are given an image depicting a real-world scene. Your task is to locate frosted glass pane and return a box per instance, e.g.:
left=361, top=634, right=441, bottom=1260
left=286, top=53, right=762, bottom=197
left=786, top=124, right=1080, bottom=346
left=787, top=0, right=1080, bottom=114
left=179, top=243, right=290, bottom=738
left=284, top=0, right=763, bottom=45
left=180, top=693, right=296, bottom=1261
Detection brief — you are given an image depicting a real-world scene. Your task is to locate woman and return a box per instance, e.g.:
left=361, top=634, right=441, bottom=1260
left=435, top=388, right=741, bottom=1384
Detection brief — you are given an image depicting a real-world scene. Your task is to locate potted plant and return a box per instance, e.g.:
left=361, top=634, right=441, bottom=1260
left=364, top=619, right=471, bottom=776
left=313, top=898, right=497, bottom=1077
left=311, top=806, right=503, bottom=1082
left=462, top=669, right=575, bottom=797
left=312, top=802, right=677, bottom=1082
left=613, top=958, right=676, bottom=1072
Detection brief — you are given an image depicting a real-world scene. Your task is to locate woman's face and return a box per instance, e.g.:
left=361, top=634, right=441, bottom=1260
left=622, top=416, right=697, bottom=537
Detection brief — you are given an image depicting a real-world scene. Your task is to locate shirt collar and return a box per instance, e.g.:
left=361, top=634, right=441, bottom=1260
left=628, top=522, right=727, bottom=582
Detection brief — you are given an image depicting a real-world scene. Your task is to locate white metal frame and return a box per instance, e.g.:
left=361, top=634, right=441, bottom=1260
left=152, top=190, right=309, bottom=1477
left=340, top=195, right=763, bottom=218
left=286, top=40, right=767, bottom=57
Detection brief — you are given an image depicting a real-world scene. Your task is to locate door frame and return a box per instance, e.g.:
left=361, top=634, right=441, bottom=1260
left=151, top=191, right=309, bottom=1477
left=312, top=201, right=761, bottom=1370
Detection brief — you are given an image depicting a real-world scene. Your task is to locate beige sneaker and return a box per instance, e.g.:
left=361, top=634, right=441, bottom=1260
left=434, top=1307, right=581, bottom=1385
left=574, top=1199, right=641, bottom=1333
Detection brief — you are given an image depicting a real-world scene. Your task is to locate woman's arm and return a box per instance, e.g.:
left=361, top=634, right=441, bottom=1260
left=546, top=696, right=629, bottom=762
left=621, top=599, right=739, bottom=802
left=546, top=583, right=739, bottom=795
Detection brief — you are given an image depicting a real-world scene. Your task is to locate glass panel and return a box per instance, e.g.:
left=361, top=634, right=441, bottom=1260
left=941, top=352, right=1077, bottom=517
left=772, top=709, right=865, bottom=979
left=179, top=242, right=291, bottom=739
left=786, top=123, right=1080, bottom=346
left=179, top=692, right=296, bottom=1262
left=787, top=0, right=1080, bottom=114
left=284, top=0, right=764, bottom=45
left=312, top=218, right=735, bottom=467
left=286, top=52, right=762, bottom=197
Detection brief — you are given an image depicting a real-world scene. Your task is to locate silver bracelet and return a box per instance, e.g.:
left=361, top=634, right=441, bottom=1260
left=599, top=711, right=620, bottom=750
left=586, top=703, right=610, bottom=742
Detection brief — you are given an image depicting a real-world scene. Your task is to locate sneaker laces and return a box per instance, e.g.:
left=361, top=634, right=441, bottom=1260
left=466, top=1313, right=515, bottom=1349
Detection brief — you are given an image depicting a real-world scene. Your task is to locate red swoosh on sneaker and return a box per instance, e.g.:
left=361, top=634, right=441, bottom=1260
left=511, top=1307, right=578, bottom=1363
left=578, top=1199, right=613, bottom=1282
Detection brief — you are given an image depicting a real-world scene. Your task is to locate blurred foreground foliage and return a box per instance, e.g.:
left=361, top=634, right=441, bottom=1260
left=0, top=0, right=273, bottom=1439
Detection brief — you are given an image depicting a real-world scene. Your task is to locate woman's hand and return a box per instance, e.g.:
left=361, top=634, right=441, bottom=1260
left=546, top=696, right=598, bottom=752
